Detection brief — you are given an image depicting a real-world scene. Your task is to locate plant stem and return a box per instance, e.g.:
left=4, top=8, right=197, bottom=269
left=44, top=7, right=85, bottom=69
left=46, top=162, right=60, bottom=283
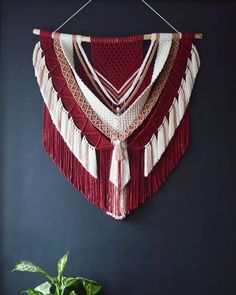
left=61, top=287, right=66, bottom=295
left=55, top=285, right=61, bottom=295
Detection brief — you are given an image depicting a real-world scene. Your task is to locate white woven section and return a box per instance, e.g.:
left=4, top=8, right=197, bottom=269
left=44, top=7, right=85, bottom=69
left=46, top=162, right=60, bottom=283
left=33, top=42, right=97, bottom=179
left=151, top=33, right=172, bottom=83
left=144, top=44, right=200, bottom=177
left=60, top=34, right=172, bottom=133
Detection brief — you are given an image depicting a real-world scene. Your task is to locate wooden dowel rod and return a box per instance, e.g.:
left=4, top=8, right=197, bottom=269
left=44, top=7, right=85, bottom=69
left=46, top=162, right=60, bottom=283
left=33, top=29, right=203, bottom=40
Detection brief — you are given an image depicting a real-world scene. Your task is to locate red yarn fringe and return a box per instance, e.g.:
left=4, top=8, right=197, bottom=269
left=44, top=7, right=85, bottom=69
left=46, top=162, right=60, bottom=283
left=42, top=104, right=190, bottom=217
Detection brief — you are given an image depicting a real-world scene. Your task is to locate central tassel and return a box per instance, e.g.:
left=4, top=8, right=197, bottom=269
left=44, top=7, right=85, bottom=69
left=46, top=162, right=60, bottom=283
left=115, top=140, right=125, bottom=161
left=109, top=139, right=130, bottom=188
left=108, top=139, right=131, bottom=219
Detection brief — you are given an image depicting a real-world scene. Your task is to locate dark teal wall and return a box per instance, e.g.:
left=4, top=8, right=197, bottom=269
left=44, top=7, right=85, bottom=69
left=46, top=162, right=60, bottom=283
left=1, top=1, right=235, bottom=294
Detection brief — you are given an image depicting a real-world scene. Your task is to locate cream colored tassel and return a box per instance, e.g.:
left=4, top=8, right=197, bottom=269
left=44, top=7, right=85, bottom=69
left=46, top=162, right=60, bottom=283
left=88, top=145, right=97, bottom=179
left=54, top=99, right=62, bottom=130
left=157, top=122, right=165, bottom=160
left=185, top=69, right=193, bottom=100
left=109, top=139, right=129, bottom=219
left=189, top=51, right=198, bottom=80
left=115, top=140, right=125, bottom=161
left=144, top=142, right=152, bottom=177
left=178, top=86, right=186, bottom=121
left=44, top=79, right=52, bottom=103
left=168, top=104, right=177, bottom=141
left=151, top=134, right=158, bottom=167
left=32, top=42, right=40, bottom=67
left=41, top=67, right=48, bottom=95
left=49, top=91, right=58, bottom=118
left=144, top=134, right=158, bottom=177
left=173, top=98, right=180, bottom=127
left=182, top=79, right=189, bottom=105
left=192, top=44, right=201, bottom=68
left=61, top=110, right=68, bottom=139
left=34, top=48, right=42, bottom=76
left=163, top=116, right=169, bottom=148
left=66, top=117, right=73, bottom=150
left=81, top=137, right=89, bottom=171
left=47, top=89, right=58, bottom=117
left=73, top=128, right=81, bottom=162
left=37, top=57, right=45, bottom=86
left=109, top=140, right=130, bottom=189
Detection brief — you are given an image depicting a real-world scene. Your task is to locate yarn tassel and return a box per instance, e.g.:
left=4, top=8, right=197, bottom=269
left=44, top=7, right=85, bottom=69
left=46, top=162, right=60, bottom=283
left=151, top=134, right=158, bottom=167
left=192, top=44, right=201, bottom=68
left=88, top=145, right=97, bottom=179
left=60, top=109, right=68, bottom=139
left=173, top=98, right=180, bottom=127
left=66, top=117, right=74, bottom=150
left=185, top=69, right=193, bottom=98
left=73, top=127, right=81, bottom=162
left=178, top=87, right=186, bottom=120
left=144, top=134, right=158, bottom=177
left=55, top=99, right=63, bottom=131
left=144, top=141, right=152, bottom=177
left=33, top=45, right=42, bottom=76
left=168, top=102, right=177, bottom=141
left=81, top=137, right=89, bottom=172
left=32, top=42, right=41, bottom=68
left=108, top=140, right=130, bottom=219
left=157, top=122, right=166, bottom=160
left=109, top=140, right=130, bottom=189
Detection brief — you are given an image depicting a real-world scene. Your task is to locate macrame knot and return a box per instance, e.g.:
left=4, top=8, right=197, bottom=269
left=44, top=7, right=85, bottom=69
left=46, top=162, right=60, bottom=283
left=112, top=139, right=126, bottom=161
left=116, top=140, right=125, bottom=161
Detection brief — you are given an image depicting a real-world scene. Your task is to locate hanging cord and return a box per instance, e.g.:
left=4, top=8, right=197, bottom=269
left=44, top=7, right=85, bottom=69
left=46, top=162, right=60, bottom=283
left=53, top=0, right=180, bottom=34
left=140, top=0, right=180, bottom=33
left=53, top=0, right=94, bottom=33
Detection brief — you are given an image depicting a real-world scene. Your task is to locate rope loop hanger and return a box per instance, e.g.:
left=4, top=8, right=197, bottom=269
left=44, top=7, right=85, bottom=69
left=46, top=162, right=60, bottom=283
left=33, top=0, right=203, bottom=40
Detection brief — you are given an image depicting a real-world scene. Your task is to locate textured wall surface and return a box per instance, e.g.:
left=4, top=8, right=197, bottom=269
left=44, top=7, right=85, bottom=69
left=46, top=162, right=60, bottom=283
left=0, top=1, right=235, bottom=294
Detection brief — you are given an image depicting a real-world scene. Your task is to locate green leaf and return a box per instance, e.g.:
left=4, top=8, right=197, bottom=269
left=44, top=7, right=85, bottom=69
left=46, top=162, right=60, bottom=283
left=13, top=261, right=57, bottom=284
left=35, top=282, right=52, bottom=295
left=68, top=292, right=76, bottom=295
left=57, top=252, right=68, bottom=281
left=23, top=289, right=44, bottom=295
left=80, top=278, right=102, bottom=295
left=13, top=261, right=40, bottom=273
left=63, top=277, right=79, bottom=288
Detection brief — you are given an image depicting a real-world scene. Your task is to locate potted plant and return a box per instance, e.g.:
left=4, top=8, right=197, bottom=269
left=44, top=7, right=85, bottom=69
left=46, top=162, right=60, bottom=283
left=13, top=252, right=102, bottom=295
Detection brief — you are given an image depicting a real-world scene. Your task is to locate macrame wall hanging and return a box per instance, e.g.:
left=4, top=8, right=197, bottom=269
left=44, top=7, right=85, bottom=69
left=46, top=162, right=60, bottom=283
left=32, top=0, right=202, bottom=219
